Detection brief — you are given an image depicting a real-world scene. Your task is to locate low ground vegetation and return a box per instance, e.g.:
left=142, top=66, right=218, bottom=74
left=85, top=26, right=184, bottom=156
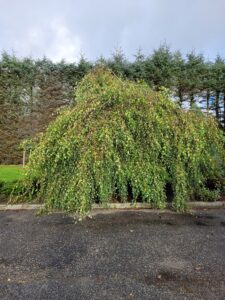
left=0, top=165, right=24, bottom=201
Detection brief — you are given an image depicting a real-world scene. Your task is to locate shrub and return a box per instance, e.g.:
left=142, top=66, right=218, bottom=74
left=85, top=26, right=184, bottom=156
left=0, top=180, right=19, bottom=202
left=196, top=187, right=220, bottom=202
left=0, top=180, right=15, bottom=196
left=22, top=68, right=225, bottom=214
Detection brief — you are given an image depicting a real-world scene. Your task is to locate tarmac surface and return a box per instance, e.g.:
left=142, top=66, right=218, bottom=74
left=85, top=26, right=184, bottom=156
left=0, top=209, right=225, bottom=299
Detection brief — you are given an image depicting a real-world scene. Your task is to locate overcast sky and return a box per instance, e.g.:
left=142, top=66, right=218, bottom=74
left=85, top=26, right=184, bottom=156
left=0, top=0, right=225, bottom=62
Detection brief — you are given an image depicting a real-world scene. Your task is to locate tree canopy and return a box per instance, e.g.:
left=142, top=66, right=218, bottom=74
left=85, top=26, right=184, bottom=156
left=23, top=68, right=225, bottom=214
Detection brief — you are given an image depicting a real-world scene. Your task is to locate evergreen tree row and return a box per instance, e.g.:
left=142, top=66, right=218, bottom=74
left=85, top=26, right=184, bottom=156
left=0, top=45, right=225, bottom=163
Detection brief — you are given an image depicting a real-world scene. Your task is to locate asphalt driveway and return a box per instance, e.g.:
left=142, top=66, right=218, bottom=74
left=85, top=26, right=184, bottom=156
left=0, top=209, right=225, bottom=299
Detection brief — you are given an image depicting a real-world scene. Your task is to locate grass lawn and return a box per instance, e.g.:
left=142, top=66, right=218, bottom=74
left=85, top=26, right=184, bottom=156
left=0, top=165, right=25, bottom=182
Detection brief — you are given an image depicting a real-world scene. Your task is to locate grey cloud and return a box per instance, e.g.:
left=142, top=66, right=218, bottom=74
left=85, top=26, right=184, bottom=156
left=0, top=0, right=225, bottom=61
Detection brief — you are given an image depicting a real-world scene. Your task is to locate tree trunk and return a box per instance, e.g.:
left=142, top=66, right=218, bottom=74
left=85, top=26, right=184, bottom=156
left=178, top=89, right=183, bottom=107
left=22, top=150, right=26, bottom=168
left=190, top=93, right=195, bottom=107
left=215, top=91, right=220, bottom=120
left=206, top=90, right=210, bottom=113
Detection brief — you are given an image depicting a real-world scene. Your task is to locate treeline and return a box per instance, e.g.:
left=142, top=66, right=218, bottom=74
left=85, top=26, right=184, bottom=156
left=0, top=45, right=225, bottom=164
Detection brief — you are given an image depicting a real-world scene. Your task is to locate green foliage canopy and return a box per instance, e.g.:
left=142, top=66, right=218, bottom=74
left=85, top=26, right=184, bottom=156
left=24, top=68, right=225, bottom=214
